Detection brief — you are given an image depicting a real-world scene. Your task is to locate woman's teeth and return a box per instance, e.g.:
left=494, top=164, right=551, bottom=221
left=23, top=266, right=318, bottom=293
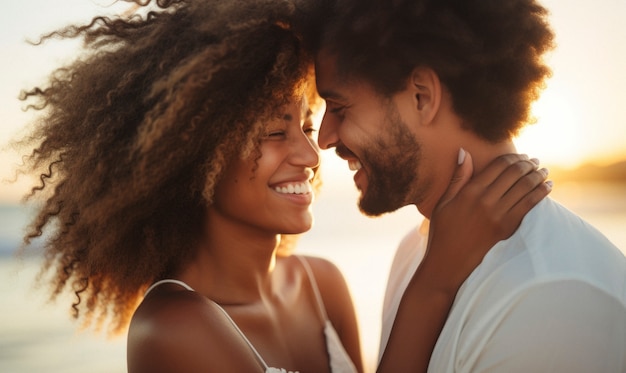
left=274, top=182, right=312, bottom=194
left=348, top=159, right=362, bottom=171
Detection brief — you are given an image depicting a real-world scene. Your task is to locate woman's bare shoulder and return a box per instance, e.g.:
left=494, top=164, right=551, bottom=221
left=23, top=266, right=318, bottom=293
left=127, top=285, right=260, bottom=373
left=294, top=255, right=364, bottom=371
left=297, top=255, right=345, bottom=280
left=129, top=285, right=211, bottom=341
left=295, top=255, right=353, bottom=321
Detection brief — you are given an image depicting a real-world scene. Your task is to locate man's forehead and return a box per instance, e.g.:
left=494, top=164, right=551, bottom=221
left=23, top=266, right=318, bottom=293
left=314, top=50, right=339, bottom=81
left=314, top=51, right=350, bottom=100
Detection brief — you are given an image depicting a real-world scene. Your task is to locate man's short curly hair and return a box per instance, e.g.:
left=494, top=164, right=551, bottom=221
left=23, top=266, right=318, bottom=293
left=16, top=0, right=317, bottom=334
left=318, top=0, right=556, bottom=142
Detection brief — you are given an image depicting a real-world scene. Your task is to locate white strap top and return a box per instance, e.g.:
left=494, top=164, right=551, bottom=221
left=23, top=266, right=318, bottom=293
left=144, top=256, right=357, bottom=373
left=296, top=257, right=358, bottom=373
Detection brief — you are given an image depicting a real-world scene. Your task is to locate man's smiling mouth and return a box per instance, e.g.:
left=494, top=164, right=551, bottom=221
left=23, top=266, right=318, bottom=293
left=348, top=159, right=362, bottom=171
left=336, top=145, right=362, bottom=171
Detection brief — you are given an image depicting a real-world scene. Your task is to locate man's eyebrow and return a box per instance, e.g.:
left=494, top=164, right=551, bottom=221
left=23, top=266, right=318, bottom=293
left=317, top=89, right=347, bottom=102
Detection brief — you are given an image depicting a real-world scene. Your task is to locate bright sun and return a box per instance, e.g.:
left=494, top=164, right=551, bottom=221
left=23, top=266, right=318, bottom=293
left=515, top=81, right=586, bottom=169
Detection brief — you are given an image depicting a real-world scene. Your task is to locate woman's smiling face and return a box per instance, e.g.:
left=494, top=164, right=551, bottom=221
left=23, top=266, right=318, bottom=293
left=210, top=98, right=320, bottom=236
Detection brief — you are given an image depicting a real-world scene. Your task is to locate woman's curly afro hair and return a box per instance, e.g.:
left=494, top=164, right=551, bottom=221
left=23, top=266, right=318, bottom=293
left=16, top=0, right=317, bottom=334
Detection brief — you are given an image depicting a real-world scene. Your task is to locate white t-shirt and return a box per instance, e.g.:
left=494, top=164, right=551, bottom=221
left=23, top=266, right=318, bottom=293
left=380, top=198, right=626, bottom=372
left=378, top=219, right=428, bottom=362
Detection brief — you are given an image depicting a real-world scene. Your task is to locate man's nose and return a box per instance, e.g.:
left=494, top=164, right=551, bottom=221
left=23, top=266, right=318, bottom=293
left=317, top=111, right=339, bottom=149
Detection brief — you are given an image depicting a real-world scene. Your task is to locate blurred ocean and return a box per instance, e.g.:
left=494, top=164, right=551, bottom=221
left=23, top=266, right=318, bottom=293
left=1, top=181, right=625, bottom=373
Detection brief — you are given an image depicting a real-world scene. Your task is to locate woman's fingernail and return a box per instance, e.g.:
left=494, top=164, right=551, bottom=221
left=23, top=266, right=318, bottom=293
left=458, top=148, right=466, bottom=165
left=530, top=157, right=540, bottom=165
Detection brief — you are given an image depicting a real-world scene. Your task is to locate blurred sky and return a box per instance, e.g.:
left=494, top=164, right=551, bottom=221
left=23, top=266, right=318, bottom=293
left=1, top=0, right=626, bottom=203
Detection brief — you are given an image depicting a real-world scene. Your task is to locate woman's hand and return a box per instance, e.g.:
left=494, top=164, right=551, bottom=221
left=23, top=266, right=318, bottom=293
left=378, top=149, right=551, bottom=373
left=422, top=149, right=551, bottom=294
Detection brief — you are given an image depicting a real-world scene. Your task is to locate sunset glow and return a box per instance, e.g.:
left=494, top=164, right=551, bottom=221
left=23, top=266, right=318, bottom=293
left=514, top=0, right=626, bottom=168
left=1, top=0, right=625, bottom=204
left=516, top=81, right=589, bottom=169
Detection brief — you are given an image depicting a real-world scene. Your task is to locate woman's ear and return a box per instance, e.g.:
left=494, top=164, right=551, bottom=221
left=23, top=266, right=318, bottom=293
left=410, top=66, right=442, bottom=126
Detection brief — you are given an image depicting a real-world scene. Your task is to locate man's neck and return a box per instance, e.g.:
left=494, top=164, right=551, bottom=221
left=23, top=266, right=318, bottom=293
left=465, top=139, right=518, bottom=175
left=415, top=138, right=519, bottom=220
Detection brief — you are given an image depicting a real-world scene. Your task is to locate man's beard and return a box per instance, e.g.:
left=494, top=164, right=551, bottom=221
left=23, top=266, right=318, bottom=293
left=358, top=103, right=422, bottom=216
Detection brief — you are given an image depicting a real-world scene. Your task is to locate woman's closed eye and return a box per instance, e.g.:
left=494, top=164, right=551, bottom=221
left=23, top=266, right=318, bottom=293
left=264, top=129, right=286, bottom=140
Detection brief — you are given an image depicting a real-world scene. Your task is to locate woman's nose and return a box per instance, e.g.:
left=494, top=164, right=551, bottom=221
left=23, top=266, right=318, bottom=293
left=292, top=132, right=320, bottom=168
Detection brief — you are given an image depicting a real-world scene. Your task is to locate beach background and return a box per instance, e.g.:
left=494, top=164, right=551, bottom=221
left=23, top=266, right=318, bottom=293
left=1, top=1, right=625, bottom=372
left=1, top=178, right=626, bottom=373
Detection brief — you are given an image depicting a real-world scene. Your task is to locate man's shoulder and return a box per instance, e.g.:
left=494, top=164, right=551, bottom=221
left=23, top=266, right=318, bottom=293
left=472, top=197, right=626, bottom=305
left=511, top=197, right=619, bottom=255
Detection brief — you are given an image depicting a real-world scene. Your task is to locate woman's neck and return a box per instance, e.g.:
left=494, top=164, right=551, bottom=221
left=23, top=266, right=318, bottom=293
left=176, top=219, right=281, bottom=305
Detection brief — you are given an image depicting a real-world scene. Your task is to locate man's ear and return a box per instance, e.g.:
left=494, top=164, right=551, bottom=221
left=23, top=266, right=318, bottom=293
left=410, top=66, right=442, bottom=126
